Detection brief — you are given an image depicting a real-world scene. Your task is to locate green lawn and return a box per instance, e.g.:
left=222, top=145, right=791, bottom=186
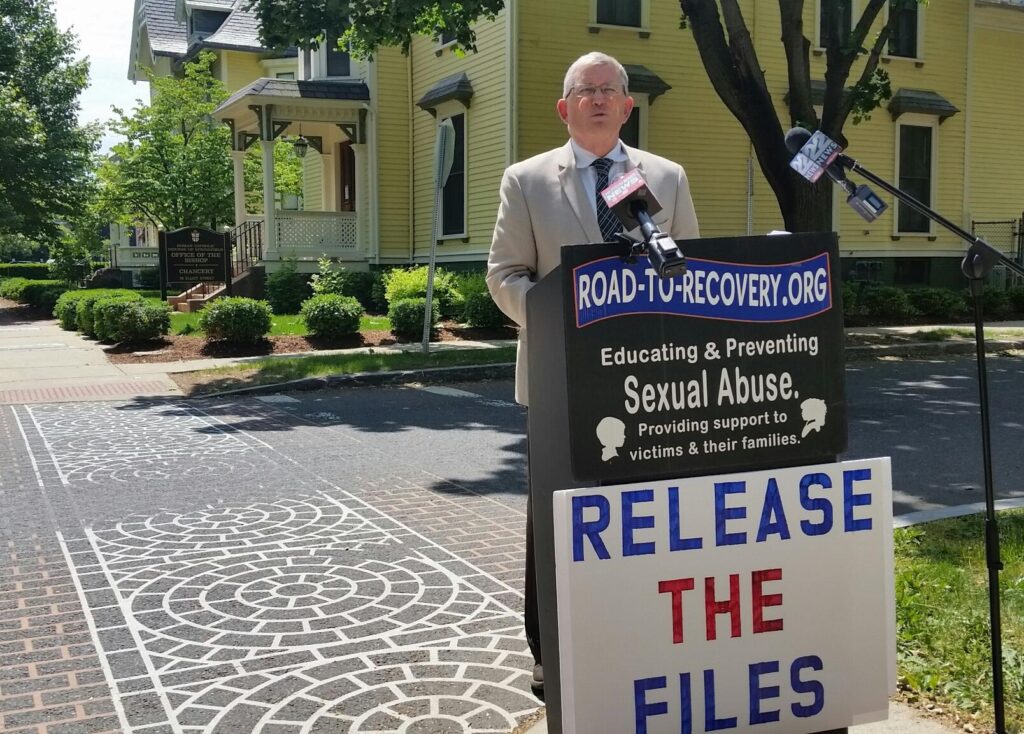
left=165, top=309, right=390, bottom=337
left=896, top=510, right=1024, bottom=731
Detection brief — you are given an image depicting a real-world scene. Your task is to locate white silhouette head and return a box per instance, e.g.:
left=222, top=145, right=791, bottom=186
left=801, top=398, right=828, bottom=438
left=596, top=416, right=626, bottom=461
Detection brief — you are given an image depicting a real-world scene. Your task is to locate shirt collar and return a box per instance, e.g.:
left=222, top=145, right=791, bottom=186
left=570, top=139, right=628, bottom=169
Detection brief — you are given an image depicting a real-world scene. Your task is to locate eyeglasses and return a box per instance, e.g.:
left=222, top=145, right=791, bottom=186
left=569, top=85, right=624, bottom=100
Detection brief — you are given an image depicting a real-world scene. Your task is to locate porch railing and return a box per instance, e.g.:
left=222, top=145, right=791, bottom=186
left=230, top=219, right=264, bottom=276
left=275, top=211, right=359, bottom=255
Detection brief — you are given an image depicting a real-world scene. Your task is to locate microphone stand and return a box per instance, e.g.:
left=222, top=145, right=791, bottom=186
left=837, top=154, right=1024, bottom=734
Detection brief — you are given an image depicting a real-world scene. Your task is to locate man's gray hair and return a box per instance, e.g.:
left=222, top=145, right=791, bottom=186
left=562, top=52, right=629, bottom=98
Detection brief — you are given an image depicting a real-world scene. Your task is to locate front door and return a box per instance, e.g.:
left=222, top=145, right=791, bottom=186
left=338, top=142, right=356, bottom=212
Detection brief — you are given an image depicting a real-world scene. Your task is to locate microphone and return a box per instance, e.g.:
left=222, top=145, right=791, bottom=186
left=600, top=169, right=687, bottom=278
left=784, top=126, right=853, bottom=194
left=785, top=126, right=888, bottom=223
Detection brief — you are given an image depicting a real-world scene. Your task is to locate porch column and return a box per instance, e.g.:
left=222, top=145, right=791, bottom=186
left=231, top=150, right=247, bottom=226
left=321, top=147, right=336, bottom=212
left=351, top=143, right=369, bottom=254
left=260, top=105, right=277, bottom=252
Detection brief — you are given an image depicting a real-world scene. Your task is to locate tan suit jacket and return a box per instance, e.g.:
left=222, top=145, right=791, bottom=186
left=487, top=140, right=700, bottom=404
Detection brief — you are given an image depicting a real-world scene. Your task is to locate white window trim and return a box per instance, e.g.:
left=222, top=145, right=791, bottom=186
left=435, top=101, right=468, bottom=241
left=589, top=0, right=650, bottom=34
left=881, top=1, right=925, bottom=63
left=625, top=92, right=649, bottom=150
left=893, top=113, right=938, bottom=237
left=261, top=57, right=298, bottom=79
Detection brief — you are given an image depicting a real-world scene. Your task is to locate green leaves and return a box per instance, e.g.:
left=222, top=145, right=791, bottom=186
left=242, top=0, right=505, bottom=58
left=99, top=52, right=233, bottom=231
left=0, top=0, right=96, bottom=241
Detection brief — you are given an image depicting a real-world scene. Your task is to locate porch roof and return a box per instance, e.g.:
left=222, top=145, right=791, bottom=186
left=214, top=78, right=370, bottom=137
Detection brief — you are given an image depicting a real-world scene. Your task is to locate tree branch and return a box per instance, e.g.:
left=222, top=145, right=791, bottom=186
left=833, top=16, right=893, bottom=132
left=779, top=0, right=816, bottom=128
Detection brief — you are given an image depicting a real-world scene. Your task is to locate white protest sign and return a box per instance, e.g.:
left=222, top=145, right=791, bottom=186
left=553, top=458, right=895, bottom=734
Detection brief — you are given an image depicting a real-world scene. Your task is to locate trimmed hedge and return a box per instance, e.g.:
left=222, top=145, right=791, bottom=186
left=0, top=263, right=51, bottom=280
left=54, top=289, right=141, bottom=331
left=300, top=294, right=363, bottom=339
left=859, top=286, right=914, bottom=320
left=0, top=278, right=68, bottom=311
left=75, top=291, right=143, bottom=338
left=93, top=298, right=170, bottom=343
left=906, top=288, right=968, bottom=320
left=388, top=297, right=439, bottom=340
left=199, top=297, right=272, bottom=343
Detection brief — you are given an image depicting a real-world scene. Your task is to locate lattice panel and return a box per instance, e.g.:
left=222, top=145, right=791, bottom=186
left=277, top=212, right=359, bottom=251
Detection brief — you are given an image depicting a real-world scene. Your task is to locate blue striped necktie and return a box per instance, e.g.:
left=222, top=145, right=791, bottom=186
left=591, top=157, right=620, bottom=242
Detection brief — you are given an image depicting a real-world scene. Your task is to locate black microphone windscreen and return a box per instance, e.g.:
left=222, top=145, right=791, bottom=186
left=784, top=127, right=813, bottom=155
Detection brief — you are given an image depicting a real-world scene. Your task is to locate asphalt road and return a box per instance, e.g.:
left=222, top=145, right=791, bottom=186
left=266, top=353, right=1024, bottom=518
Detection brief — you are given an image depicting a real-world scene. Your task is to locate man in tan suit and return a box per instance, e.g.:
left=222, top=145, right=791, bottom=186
left=486, top=51, right=699, bottom=701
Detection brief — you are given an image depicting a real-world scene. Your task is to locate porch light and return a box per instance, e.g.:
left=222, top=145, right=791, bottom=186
left=293, top=137, right=309, bottom=158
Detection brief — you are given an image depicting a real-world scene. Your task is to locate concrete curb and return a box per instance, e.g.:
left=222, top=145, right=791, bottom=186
left=195, top=362, right=516, bottom=399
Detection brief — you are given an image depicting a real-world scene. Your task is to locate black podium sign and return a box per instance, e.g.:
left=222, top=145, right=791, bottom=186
left=561, top=233, right=846, bottom=484
left=160, top=227, right=230, bottom=287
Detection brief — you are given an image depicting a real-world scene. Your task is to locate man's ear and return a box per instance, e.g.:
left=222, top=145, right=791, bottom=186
left=556, top=98, right=569, bottom=124
left=622, top=95, right=635, bottom=122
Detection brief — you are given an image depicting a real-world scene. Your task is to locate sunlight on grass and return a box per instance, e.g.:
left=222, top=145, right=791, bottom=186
left=895, top=510, right=1024, bottom=731
left=191, top=346, right=516, bottom=391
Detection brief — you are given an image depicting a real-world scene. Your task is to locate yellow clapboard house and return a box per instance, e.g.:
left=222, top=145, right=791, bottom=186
left=126, top=0, right=1024, bottom=287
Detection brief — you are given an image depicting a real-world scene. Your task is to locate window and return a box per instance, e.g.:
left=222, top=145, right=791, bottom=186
left=819, top=0, right=853, bottom=49
left=888, top=0, right=919, bottom=58
left=596, top=0, right=641, bottom=28
left=190, top=10, right=227, bottom=39
left=325, top=31, right=351, bottom=77
left=897, top=124, right=933, bottom=233
left=441, top=113, right=466, bottom=237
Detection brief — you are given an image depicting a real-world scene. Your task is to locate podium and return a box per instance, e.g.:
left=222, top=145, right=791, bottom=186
left=526, top=235, right=893, bottom=733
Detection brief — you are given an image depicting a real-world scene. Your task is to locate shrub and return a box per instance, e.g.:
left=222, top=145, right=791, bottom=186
left=457, top=273, right=507, bottom=328
left=266, top=259, right=311, bottom=314
left=300, top=294, right=363, bottom=339
left=0, top=277, right=31, bottom=301
left=384, top=266, right=461, bottom=319
left=138, top=267, right=159, bottom=289
left=370, top=271, right=388, bottom=313
left=93, top=298, right=170, bottom=343
left=199, top=297, right=272, bottom=343
left=388, top=297, right=439, bottom=340
left=1008, top=287, right=1024, bottom=314
left=860, top=286, right=914, bottom=320
left=840, top=282, right=859, bottom=317
left=906, top=288, right=968, bottom=320
left=54, top=289, right=139, bottom=331
left=310, top=257, right=347, bottom=296
left=342, top=271, right=381, bottom=312
left=25, top=283, right=69, bottom=312
left=0, top=278, right=67, bottom=310
left=981, top=285, right=1010, bottom=319
left=75, top=290, right=143, bottom=337
left=0, top=263, right=51, bottom=280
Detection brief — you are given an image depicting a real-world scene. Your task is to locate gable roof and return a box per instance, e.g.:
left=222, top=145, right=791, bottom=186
left=200, top=4, right=265, bottom=52
left=129, top=0, right=273, bottom=81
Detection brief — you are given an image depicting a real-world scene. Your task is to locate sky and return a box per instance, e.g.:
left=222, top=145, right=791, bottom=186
left=52, top=0, right=148, bottom=152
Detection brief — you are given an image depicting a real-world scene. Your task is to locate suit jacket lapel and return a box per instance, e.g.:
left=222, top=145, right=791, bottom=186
left=557, top=141, right=602, bottom=243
